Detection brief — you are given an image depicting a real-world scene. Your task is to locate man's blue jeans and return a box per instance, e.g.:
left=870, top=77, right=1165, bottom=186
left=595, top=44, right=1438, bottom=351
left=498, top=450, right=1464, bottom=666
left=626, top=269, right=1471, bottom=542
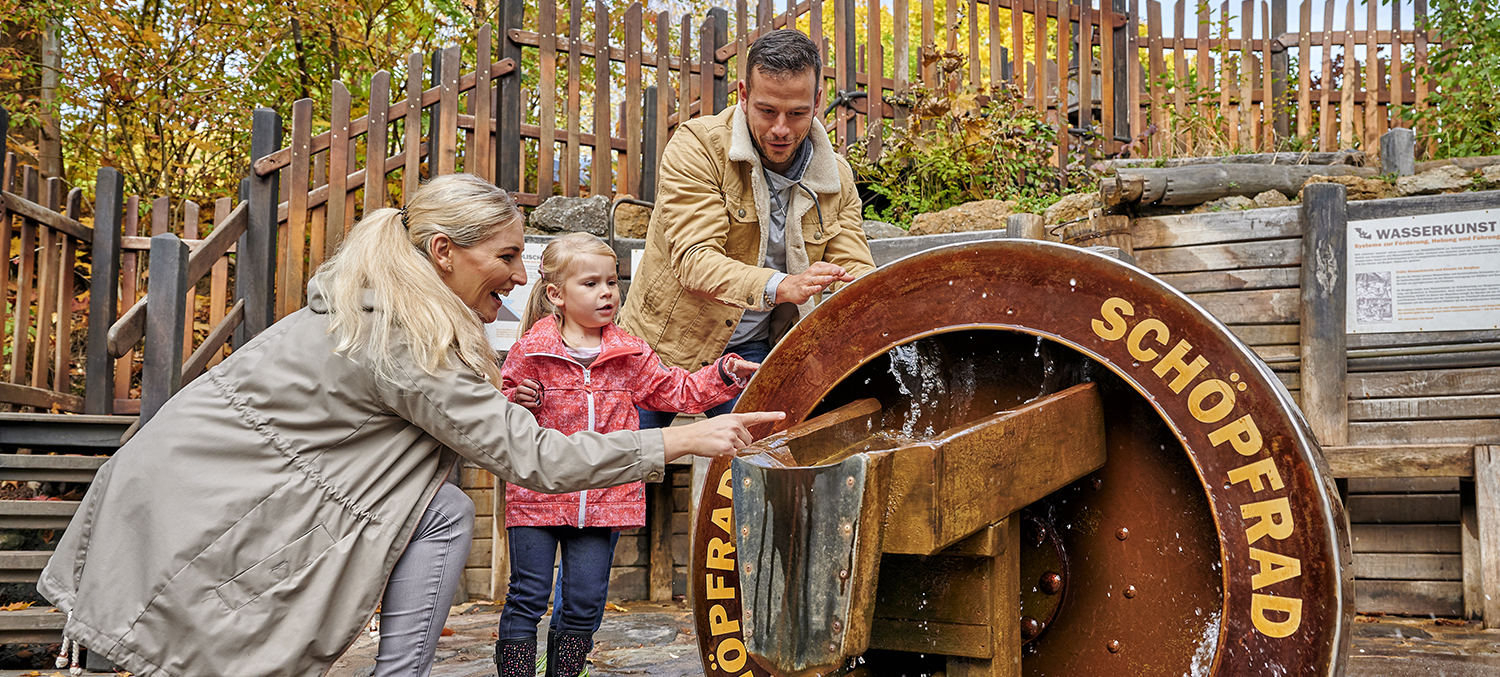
left=637, top=340, right=772, bottom=429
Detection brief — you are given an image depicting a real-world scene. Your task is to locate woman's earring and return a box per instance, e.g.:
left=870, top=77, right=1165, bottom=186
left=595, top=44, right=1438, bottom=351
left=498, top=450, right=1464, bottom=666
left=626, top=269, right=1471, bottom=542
left=447, top=264, right=454, bottom=272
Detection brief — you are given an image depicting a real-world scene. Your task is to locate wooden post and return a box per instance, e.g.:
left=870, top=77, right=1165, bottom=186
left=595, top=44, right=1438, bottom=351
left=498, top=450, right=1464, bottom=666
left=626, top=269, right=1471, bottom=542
left=1270, top=0, right=1288, bottom=139
left=496, top=0, right=524, bottom=192
left=642, top=86, right=659, bottom=202
left=648, top=470, right=675, bottom=601
left=1006, top=213, right=1046, bottom=240
left=709, top=8, right=730, bottom=114
left=1380, top=128, right=1415, bottom=177
left=1477, top=445, right=1500, bottom=628
left=1113, top=0, right=1129, bottom=145
left=85, top=168, right=124, bottom=415
left=839, top=0, right=857, bottom=145
left=1298, top=182, right=1348, bottom=447
left=238, top=108, right=282, bottom=348
left=141, top=234, right=190, bottom=424
left=1463, top=476, right=1482, bottom=620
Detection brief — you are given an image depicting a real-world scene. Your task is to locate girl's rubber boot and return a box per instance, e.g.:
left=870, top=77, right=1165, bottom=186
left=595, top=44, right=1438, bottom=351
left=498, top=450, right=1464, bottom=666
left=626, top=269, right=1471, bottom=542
left=495, top=638, right=538, bottom=677
left=545, top=630, right=594, bottom=677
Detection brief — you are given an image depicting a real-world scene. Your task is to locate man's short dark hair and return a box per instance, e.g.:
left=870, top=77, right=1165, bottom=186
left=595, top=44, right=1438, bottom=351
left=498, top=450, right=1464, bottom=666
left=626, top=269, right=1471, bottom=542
left=744, top=29, right=822, bottom=90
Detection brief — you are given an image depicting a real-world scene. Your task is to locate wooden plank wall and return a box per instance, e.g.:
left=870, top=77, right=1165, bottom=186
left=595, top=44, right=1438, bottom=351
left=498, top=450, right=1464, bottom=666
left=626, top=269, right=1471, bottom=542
left=1133, top=195, right=1500, bottom=618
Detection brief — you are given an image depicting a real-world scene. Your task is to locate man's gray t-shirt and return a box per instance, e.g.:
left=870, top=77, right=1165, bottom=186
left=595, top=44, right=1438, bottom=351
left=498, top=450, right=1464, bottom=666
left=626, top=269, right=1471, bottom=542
left=726, top=140, right=813, bottom=347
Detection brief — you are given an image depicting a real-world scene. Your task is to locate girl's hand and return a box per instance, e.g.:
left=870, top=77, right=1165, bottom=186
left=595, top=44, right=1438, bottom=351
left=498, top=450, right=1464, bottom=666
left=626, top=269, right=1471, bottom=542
left=511, top=379, right=544, bottom=409
left=726, top=358, right=760, bottom=382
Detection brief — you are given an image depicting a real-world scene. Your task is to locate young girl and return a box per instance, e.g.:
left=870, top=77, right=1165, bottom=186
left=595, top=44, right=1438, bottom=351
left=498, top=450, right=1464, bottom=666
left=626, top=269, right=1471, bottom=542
left=496, top=232, right=758, bottom=677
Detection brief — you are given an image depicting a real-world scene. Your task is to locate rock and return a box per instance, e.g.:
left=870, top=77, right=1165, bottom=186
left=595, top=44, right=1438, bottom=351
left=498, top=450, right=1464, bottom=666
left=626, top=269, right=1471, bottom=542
left=1043, top=192, right=1102, bottom=226
left=529, top=194, right=611, bottom=236
left=1252, top=190, right=1293, bottom=208
left=909, top=199, right=1016, bottom=236
left=1191, top=195, right=1256, bottom=213
left=1298, top=174, right=1397, bottom=201
left=861, top=220, right=909, bottom=239
left=1481, top=164, right=1500, bottom=187
left=1396, top=165, right=1474, bottom=196
left=613, top=202, right=652, bottom=239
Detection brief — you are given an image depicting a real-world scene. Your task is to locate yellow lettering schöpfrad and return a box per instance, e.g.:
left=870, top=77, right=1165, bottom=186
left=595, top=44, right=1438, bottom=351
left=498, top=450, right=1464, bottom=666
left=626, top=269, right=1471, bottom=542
left=1189, top=379, right=1236, bottom=423
left=706, top=538, right=736, bottom=570
left=1252, top=593, right=1303, bottom=638
left=1092, top=297, right=1134, bottom=341
left=708, top=603, right=741, bottom=636
left=715, top=637, right=748, bottom=673
left=1242, top=497, right=1295, bottom=544
left=705, top=574, right=735, bottom=600
left=1128, top=318, right=1170, bottom=361
left=1152, top=340, right=1209, bottom=394
left=1249, top=547, right=1303, bottom=589
left=711, top=507, right=733, bottom=535
left=1209, top=414, right=1265, bottom=456
left=1228, top=457, right=1285, bottom=493
left=717, top=469, right=734, bottom=499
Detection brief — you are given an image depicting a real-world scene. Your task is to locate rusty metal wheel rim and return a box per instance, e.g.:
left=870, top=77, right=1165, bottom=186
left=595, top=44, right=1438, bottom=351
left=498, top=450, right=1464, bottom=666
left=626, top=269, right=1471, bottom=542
left=692, top=239, right=1351, bottom=677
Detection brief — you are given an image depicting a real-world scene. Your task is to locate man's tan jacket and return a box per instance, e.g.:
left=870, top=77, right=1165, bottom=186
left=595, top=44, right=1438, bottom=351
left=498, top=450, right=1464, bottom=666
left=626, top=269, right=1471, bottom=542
left=621, top=105, right=875, bottom=370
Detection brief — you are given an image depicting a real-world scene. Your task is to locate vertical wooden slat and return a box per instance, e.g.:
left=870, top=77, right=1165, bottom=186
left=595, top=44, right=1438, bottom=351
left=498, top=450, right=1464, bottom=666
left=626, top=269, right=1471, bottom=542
left=566, top=0, right=583, bottom=196
left=1102, top=0, right=1117, bottom=153
left=11, top=167, right=38, bottom=385
left=1363, top=0, right=1377, bottom=148
left=811, top=0, right=825, bottom=67
left=115, top=196, right=139, bottom=403
left=1127, top=0, right=1143, bottom=142
left=475, top=26, right=494, bottom=184
left=540, top=1, right=559, bottom=199
left=1148, top=1, right=1166, bottom=153
left=737, top=0, right=749, bottom=85
left=365, top=71, right=391, bottom=214
left=648, top=473, right=674, bottom=601
left=1034, top=0, right=1047, bottom=109
left=968, top=0, right=980, bottom=87
left=405, top=52, right=424, bottom=199
left=1414, top=0, right=1427, bottom=157
left=1196, top=0, right=1211, bottom=127
left=181, top=200, right=199, bottom=363
left=923, top=0, right=937, bottom=89
left=1173, top=0, right=1188, bottom=153
left=0, top=152, right=12, bottom=367
left=437, top=45, right=461, bottom=176
left=894, top=0, right=909, bottom=128
left=327, top=81, right=350, bottom=262
left=833, top=0, right=850, bottom=146
left=679, top=15, right=693, bottom=127
left=656, top=11, right=671, bottom=163
left=283, top=99, right=312, bottom=320
left=1261, top=1, right=1273, bottom=151
left=989, top=0, right=1001, bottom=87
left=1080, top=0, right=1094, bottom=149
left=209, top=198, right=231, bottom=369
left=141, top=234, right=189, bottom=424
left=1318, top=0, right=1335, bottom=150
left=85, top=168, right=122, bottom=414
left=1240, top=0, right=1253, bottom=150
left=1389, top=0, right=1403, bottom=127
left=497, top=0, right=524, bottom=193
left=1219, top=0, right=1234, bottom=149
left=55, top=189, right=80, bottom=395
left=1056, top=0, right=1070, bottom=178
left=625, top=3, right=643, bottom=197
left=1011, top=0, right=1025, bottom=97
left=593, top=0, right=612, bottom=197
left=1299, top=182, right=1348, bottom=446
left=758, top=0, right=772, bottom=27
left=867, top=0, right=883, bottom=157
left=1298, top=0, right=1311, bottom=140
left=838, top=0, right=857, bottom=144
left=310, top=155, right=327, bottom=286
left=31, top=178, right=60, bottom=392
left=1477, top=446, right=1500, bottom=629
left=1339, top=0, right=1355, bottom=149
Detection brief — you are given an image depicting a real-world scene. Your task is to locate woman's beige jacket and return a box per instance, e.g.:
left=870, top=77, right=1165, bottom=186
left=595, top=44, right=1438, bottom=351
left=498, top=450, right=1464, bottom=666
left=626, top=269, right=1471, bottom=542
left=38, top=278, right=665, bottom=677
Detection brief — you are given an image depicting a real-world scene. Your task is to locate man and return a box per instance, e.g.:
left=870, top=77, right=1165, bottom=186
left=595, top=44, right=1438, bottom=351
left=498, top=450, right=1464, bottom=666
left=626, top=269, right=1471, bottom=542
left=622, top=28, right=876, bottom=427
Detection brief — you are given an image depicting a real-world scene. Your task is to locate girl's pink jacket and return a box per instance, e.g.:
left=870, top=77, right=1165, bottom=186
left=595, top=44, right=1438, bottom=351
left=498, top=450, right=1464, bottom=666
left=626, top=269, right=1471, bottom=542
left=499, top=316, right=744, bottom=528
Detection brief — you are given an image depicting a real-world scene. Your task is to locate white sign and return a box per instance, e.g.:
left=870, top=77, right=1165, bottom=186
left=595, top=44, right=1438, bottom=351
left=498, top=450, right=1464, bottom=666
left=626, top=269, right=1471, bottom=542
left=484, top=241, right=549, bottom=351
left=1347, top=207, right=1500, bottom=333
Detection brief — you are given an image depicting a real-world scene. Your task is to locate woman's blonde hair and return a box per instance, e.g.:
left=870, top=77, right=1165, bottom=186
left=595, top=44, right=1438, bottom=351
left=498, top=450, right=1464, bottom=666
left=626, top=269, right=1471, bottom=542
left=518, top=232, right=618, bottom=335
left=317, top=173, right=521, bottom=384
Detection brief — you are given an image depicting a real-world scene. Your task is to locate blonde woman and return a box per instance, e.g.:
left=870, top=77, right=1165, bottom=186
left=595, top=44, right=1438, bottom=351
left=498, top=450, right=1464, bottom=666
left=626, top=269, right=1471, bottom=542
left=38, top=174, right=780, bottom=677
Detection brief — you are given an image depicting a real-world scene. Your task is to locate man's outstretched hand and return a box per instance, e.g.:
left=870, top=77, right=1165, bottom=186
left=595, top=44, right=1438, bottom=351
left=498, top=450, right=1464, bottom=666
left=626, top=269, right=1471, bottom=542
left=775, top=261, right=856, bottom=305
left=661, top=411, right=786, bottom=463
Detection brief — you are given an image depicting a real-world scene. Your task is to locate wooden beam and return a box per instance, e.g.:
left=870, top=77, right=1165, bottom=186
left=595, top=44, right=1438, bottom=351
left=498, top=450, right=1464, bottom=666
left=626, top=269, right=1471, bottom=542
left=648, top=468, right=674, bottom=601
left=1324, top=445, right=1476, bottom=478
left=1477, top=446, right=1500, bottom=628
left=1299, top=183, right=1348, bottom=446
left=0, top=191, right=90, bottom=240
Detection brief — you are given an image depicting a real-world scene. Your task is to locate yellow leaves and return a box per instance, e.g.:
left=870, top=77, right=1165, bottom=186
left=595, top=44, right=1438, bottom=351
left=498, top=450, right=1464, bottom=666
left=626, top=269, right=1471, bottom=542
left=605, top=602, right=628, bottom=613
left=0, top=601, right=35, bottom=611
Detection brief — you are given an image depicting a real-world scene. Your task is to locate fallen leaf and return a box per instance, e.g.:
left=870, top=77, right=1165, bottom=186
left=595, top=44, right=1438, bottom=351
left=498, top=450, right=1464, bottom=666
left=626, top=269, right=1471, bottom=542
left=605, top=602, right=627, bottom=613
left=440, top=627, right=454, bottom=637
left=1, top=601, right=35, bottom=611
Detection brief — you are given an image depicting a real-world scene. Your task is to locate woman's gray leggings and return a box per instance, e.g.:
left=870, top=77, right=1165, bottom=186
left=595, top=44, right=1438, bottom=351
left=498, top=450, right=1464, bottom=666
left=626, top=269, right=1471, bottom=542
left=376, top=481, right=476, bottom=677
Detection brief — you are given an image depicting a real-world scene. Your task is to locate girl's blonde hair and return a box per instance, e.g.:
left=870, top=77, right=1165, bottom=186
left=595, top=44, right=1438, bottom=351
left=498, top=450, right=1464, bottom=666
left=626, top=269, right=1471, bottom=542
left=317, top=173, right=521, bottom=384
left=518, top=232, right=618, bottom=335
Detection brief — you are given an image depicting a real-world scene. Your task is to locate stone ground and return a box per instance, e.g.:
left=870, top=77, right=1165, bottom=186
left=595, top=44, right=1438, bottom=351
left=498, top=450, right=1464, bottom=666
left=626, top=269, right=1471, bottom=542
left=319, top=601, right=1500, bottom=677
left=2, top=603, right=1496, bottom=676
